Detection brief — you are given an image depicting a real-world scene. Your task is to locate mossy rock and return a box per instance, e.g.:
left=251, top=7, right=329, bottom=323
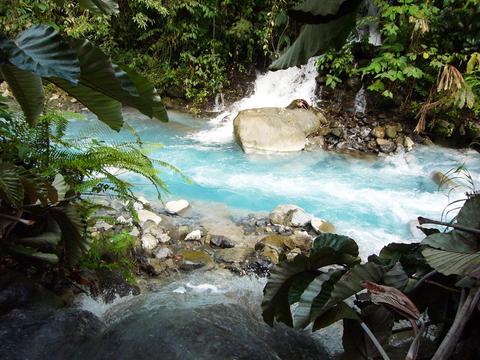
left=176, top=249, right=214, bottom=271
left=214, top=247, right=255, bottom=264
left=255, top=235, right=289, bottom=252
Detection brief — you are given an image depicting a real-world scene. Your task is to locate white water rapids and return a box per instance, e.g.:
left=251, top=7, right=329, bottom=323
left=189, top=57, right=319, bottom=144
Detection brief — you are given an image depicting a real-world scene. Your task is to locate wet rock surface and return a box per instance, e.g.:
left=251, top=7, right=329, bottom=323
left=72, top=303, right=329, bottom=360
left=0, top=308, right=104, bottom=360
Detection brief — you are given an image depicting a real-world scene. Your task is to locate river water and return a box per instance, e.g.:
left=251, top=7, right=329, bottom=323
left=66, top=57, right=480, bottom=257
left=66, top=58, right=480, bottom=358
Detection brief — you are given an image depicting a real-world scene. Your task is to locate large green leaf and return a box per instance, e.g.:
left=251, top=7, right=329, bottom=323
left=293, top=269, right=343, bottom=328
left=422, top=197, right=480, bottom=254
left=262, top=254, right=310, bottom=326
left=270, top=10, right=357, bottom=70
left=382, top=262, right=409, bottom=290
left=313, top=233, right=359, bottom=257
left=0, top=25, right=80, bottom=83
left=263, top=242, right=362, bottom=326
left=78, top=0, right=119, bottom=15
left=312, top=301, right=359, bottom=330
left=0, top=64, right=44, bottom=124
left=49, top=78, right=123, bottom=130
left=50, top=205, right=88, bottom=265
left=7, top=244, right=59, bottom=263
left=17, top=232, right=61, bottom=247
left=325, top=262, right=386, bottom=308
left=422, top=247, right=480, bottom=277
left=0, top=162, right=24, bottom=207
left=68, top=39, right=167, bottom=126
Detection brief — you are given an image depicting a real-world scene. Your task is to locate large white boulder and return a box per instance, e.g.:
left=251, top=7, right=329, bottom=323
left=165, top=199, right=190, bottom=214
left=233, top=108, right=324, bottom=153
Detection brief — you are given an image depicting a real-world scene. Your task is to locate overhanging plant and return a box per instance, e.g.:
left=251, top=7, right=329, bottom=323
left=262, top=194, right=480, bottom=359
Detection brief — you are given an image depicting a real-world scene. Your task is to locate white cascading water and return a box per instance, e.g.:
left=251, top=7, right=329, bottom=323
left=189, top=57, right=319, bottom=144
left=354, top=85, right=367, bottom=114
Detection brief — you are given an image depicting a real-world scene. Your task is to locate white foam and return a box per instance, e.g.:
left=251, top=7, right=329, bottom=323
left=189, top=57, right=319, bottom=144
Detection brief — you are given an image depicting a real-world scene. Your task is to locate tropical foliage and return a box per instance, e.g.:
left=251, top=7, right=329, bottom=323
left=0, top=0, right=299, bottom=108
left=0, top=0, right=172, bottom=267
left=262, top=194, right=480, bottom=359
left=272, top=0, right=480, bottom=141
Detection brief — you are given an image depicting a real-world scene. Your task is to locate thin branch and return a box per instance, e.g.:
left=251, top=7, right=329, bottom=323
left=411, top=270, right=437, bottom=291
left=359, top=322, right=391, bottom=360
left=418, top=216, right=480, bottom=235
left=0, top=213, right=35, bottom=225
left=424, top=280, right=461, bottom=293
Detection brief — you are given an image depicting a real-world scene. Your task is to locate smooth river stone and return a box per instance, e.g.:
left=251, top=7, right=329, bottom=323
left=311, top=218, right=336, bottom=234
left=165, top=199, right=189, bottom=214
left=137, top=209, right=162, bottom=225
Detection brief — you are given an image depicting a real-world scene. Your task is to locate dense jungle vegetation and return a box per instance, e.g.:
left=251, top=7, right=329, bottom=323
left=0, top=1, right=479, bottom=360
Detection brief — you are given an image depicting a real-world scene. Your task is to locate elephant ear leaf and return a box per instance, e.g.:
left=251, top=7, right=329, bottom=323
left=289, top=0, right=359, bottom=23
left=78, top=0, right=119, bottom=15
left=421, top=196, right=480, bottom=277
left=0, top=64, right=44, bottom=125
left=0, top=25, right=80, bottom=83
left=270, top=0, right=360, bottom=70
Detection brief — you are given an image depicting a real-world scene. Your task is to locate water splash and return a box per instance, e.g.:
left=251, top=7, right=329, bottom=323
left=213, top=92, right=225, bottom=112
left=189, top=57, right=319, bottom=144
left=354, top=85, right=367, bottom=114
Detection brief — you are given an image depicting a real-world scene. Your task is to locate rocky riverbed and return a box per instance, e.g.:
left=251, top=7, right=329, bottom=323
left=87, top=196, right=336, bottom=282
left=1, top=197, right=337, bottom=360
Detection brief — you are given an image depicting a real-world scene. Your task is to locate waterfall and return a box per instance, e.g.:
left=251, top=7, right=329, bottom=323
left=189, top=57, right=319, bottom=144
left=213, top=92, right=225, bottom=112
left=354, top=85, right=367, bottom=114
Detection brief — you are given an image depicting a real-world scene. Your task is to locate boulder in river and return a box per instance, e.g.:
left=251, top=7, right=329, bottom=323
left=71, top=302, right=329, bottom=360
left=269, top=204, right=301, bottom=225
left=233, top=107, right=324, bottom=153
left=0, top=308, right=104, bottom=360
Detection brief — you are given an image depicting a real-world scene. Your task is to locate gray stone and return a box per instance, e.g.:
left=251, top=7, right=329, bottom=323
left=157, top=232, right=171, bottom=244
left=0, top=308, right=104, bottom=360
left=94, top=220, right=112, bottom=231
left=137, top=209, right=162, bottom=225
left=404, top=136, right=415, bottom=151
left=376, top=138, right=396, bottom=153
left=372, top=126, right=385, bottom=139
left=154, top=247, right=173, bottom=260
left=185, top=229, right=202, bottom=241
left=110, top=199, right=125, bottom=211
left=288, top=208, right=313, bottom=227
left=72, top=303, right=328, bottom=360
left=233, top=107, right=324, bottom=153
left=269, top=204, right=301, bottom=226
left=129, top=227, right=140, bottom=237
left=141, top=234, right=158, bottom=251
left=209, top=235, right=235, bottom=248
